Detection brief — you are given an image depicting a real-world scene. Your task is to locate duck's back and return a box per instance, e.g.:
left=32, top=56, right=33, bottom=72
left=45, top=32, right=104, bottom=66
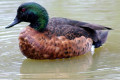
left=47, top=18, right=90, bottom=40
left=47, top=17, right=111, bottom=48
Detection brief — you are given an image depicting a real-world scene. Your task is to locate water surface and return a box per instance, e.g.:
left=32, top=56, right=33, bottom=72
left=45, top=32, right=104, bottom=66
left=0, top=0, right=120, bottom=80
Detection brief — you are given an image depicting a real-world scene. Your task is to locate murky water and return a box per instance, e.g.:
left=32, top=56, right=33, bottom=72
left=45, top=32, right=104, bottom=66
left=0, top=0, right=120, bottom=80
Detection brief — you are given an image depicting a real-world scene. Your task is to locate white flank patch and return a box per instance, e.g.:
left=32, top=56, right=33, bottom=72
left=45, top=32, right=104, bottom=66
left=91, top=45, right=95, bottom=55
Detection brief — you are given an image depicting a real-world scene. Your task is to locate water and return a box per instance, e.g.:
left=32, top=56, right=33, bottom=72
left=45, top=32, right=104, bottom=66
left=0, top=0, right=120, bottom=80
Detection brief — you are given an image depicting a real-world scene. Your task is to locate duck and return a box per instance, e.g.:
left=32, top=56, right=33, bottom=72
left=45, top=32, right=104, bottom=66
left=6, top=2, right=112, bottom=59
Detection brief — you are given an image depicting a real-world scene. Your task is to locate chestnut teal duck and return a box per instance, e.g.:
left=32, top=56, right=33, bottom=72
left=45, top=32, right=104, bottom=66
left=6, top=2, right=112, bottom=59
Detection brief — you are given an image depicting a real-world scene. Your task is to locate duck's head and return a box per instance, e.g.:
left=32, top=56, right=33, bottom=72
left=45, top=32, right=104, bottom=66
left=6, top=2, right=49, bottom=31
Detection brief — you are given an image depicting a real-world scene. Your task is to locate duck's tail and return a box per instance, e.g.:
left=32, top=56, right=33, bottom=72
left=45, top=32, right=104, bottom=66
left=93, top=30, right=109, bottom=48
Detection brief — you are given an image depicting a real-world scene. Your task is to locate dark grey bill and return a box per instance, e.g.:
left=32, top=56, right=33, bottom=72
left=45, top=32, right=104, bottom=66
left=5, top=18, right=21, bottom=29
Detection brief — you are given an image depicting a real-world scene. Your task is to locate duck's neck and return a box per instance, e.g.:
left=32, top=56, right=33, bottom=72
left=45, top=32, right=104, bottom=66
left=30, top=15, right=49, bottom=32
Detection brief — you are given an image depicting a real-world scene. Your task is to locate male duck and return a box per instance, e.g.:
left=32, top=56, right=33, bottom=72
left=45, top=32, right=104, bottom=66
left=6, top=2, right=112, bottom=59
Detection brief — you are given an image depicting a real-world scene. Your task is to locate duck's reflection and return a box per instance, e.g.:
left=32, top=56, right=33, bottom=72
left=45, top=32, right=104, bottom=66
left=20, top=53, right=92, bottom=79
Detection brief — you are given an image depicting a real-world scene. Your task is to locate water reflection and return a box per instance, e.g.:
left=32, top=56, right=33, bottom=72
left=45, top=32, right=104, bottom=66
left=20, top=53, right=92, bottom=79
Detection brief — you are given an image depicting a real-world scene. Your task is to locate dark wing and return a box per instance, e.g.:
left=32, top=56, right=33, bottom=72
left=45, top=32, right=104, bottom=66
left=68, top=19, right=112, bottom=30
left=68, top=18, right=112, bottom=48
left=49, top=17, right=112, bottom=48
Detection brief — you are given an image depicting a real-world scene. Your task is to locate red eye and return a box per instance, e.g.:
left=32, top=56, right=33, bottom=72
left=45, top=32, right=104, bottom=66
left=22, top=8, right=26, bottom=12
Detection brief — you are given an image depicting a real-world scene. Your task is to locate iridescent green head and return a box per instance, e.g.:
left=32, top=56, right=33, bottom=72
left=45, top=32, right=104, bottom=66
left=6, top=2, right=49, bottom=31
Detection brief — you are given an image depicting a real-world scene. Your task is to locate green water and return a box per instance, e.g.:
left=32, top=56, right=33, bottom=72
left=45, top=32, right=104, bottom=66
left=0, top=0, right=120, bottom=80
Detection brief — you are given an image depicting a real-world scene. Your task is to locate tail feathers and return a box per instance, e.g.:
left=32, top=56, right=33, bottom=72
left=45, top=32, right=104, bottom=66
left=94, top=31, right=109, bottom=48
left=93, top=40, right=102, bottom=48
left=105, top=27, right=113, bottom=30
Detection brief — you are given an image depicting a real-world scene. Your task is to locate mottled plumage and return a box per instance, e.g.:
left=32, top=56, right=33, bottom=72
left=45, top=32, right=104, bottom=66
left=19, top=26, right=92, bottom=59
left=6, top=2, right=112, bottom=59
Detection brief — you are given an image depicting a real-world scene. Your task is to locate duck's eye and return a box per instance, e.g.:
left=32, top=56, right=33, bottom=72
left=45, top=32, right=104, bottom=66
left=21, top=8, right=26, bottom=12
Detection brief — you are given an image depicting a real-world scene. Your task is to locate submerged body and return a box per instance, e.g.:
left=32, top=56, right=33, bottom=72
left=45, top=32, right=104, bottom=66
left=6, top=2, right=112, bottom=59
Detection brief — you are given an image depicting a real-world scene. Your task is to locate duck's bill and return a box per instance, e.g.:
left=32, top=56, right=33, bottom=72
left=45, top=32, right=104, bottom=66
left=5, top=18, right=21, bottom=29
